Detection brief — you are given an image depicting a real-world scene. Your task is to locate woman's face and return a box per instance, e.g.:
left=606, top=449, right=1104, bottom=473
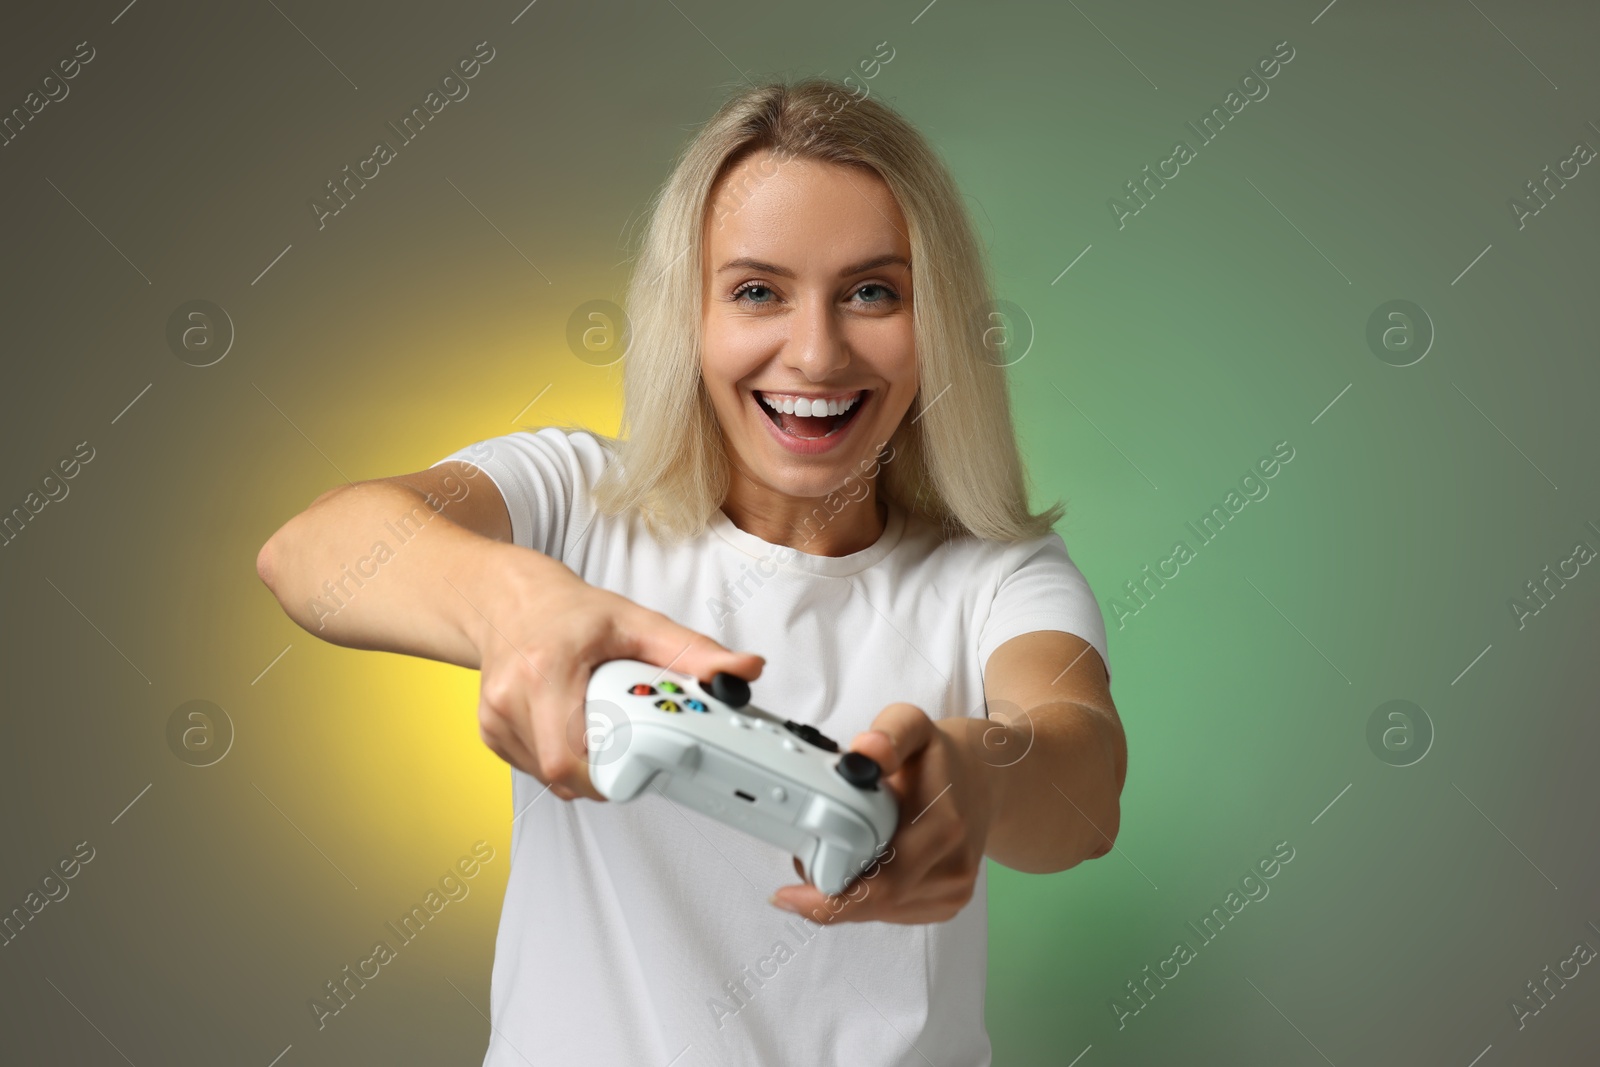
left=701, top=150, right=916, bottom=506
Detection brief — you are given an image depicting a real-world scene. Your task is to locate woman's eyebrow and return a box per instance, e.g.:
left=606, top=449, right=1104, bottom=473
left=715, top=253, right=909, bottom=278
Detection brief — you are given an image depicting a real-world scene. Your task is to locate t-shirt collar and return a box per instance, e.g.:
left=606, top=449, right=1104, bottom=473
left=709, top=502, right=905, bottom=577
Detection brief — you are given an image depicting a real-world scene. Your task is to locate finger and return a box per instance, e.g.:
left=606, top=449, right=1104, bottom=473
left=619, top=605, right=766, bottom=686
left=773, top=865, right=972, bottom=926
left=476, top=695, right=542, bottom=777
left=772, top=877, right=877, bottom=923
left=556, top=691, right=605, bottom=800
left=771, top=884, right=856, bottom=923
left=771, top=847, right=904, bottom=923
left=525, top=666, right=605, bottom=801
left=850, top=702, right=934, bottom=778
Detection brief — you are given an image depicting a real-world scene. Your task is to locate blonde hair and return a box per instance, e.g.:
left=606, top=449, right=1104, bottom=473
left=588, top=76, right=1064, bottom=544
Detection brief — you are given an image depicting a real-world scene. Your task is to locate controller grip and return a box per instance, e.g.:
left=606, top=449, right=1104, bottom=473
left=594, top=729, right=702, bottom=802
left=796, top=796, right=883, bottom=896
left=805, top=842, right=857, bottom=897
left=602, top=757, right=659, bottom=803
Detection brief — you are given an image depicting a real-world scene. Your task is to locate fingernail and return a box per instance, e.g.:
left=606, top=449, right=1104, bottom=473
left=768, top=894, right=798, bottom=913
left=861, top=729, right=894, bottom=751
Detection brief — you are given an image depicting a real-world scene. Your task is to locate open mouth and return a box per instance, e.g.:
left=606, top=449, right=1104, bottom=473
left=753, top=389, right=869, bottom=440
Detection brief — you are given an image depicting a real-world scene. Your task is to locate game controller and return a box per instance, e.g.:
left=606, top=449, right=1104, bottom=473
left=584, top=659, right=898, bottom=896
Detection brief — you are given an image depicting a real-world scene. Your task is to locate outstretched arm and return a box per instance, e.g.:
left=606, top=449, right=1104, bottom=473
left=255, top=458, right=765, bottom=800
left=971, top=629, right=1125, bottom=872
left=769, top=629, right=1125, bottom=924
left=255, top=461, right=521, bottom=669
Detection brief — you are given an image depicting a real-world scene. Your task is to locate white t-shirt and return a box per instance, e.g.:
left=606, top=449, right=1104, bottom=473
left=433, top=428, right=1109, bottom=1067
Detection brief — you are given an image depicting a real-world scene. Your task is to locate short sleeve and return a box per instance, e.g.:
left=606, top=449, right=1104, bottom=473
left=976, top=533, right=1110, bottom=683
left=429, top=428, right=609, bottom=560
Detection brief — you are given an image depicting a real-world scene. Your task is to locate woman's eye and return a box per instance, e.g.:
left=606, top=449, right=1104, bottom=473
left=730, top=281, right=900, bottom=307
left=731, top=283, right=775, bottom=305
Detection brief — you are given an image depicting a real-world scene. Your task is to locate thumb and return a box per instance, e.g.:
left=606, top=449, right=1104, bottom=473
left=623, top=608, right=765, bottom=686
left=850, top=702, right=933, bottom=778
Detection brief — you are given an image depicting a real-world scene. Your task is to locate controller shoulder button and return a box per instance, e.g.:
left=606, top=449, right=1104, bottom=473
left=783, top=720, right=840, bottom=753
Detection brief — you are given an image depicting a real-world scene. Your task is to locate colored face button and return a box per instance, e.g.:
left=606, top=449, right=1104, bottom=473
left=684, top=699, right=707, bottom=713
left=653, top=699, right=682, bottom=713
left=658, top=681, right=684, bottom=694
left=630, top=683, right=655, bottom=696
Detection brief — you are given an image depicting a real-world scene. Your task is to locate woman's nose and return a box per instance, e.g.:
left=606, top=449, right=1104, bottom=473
left=783, top=299, right=849, bottom=379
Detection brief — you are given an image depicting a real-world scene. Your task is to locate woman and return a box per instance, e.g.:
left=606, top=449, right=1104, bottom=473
left=257, top=77, right=1126, bottom=1067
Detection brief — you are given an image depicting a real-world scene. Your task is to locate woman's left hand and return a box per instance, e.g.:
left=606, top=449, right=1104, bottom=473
left=768, top=702, right=1003, bottom=925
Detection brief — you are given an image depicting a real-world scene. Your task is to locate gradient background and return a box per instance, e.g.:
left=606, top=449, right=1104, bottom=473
left=2, top=0, right=1597, bottom=1064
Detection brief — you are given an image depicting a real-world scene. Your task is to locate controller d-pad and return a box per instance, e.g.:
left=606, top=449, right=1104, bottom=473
left=783, top=720, right=839, bottom=753
left=653, top=699, right=682, bottom=713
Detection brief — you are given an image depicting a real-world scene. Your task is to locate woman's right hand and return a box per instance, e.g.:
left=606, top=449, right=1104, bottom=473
left=471, top=544, right=765, bottom=801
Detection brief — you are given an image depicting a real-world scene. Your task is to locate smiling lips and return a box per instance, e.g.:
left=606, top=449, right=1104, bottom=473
left=753, top=389, right=868, bottom=445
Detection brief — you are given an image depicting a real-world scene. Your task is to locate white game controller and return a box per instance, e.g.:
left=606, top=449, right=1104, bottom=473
left=584, top=659, right=898, bottom=896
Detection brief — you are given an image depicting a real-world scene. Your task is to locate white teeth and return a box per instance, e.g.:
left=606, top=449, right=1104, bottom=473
left=758, top=392, right=861, bottom=418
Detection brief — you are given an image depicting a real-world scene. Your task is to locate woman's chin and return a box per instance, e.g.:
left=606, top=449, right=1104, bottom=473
left=741, top=442, right=882, bottom=500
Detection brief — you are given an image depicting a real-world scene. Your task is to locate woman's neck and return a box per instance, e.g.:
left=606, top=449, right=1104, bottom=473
left=719, top=475, right=888, bottom=557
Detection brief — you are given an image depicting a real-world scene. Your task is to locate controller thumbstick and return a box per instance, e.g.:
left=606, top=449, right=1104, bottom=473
left=835, top=751, right=882, bottom=790
left=708, top=672, right=750, bottom=709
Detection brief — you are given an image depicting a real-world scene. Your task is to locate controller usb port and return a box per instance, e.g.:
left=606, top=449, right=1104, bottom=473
left=733, top=789, right=756, bottom=803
